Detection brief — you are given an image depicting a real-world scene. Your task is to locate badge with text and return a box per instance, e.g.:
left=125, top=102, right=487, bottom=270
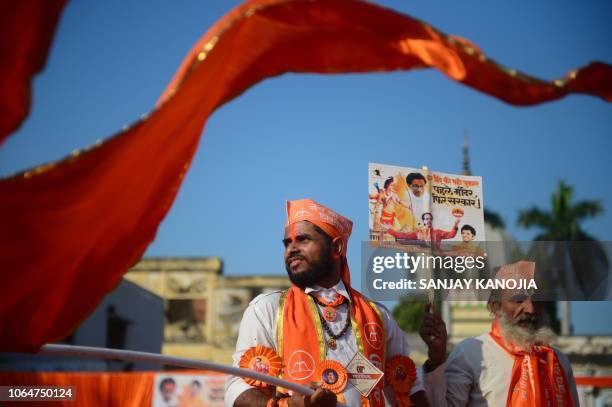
left=315, top=360, right=348, bottom=394
left=346, top=352, right=384, bottom=397
left=238, top=345, right=281, bottom=387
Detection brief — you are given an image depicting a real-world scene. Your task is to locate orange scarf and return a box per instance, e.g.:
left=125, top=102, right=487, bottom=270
left=278, top=282, right=386, bottom=406
left=489, top=318, right=574, bottom=407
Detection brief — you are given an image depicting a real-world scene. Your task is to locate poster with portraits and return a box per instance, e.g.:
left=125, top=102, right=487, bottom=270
left=153, top=372, right=226, bottom=407
left=369, top=163, right=485, bottom=251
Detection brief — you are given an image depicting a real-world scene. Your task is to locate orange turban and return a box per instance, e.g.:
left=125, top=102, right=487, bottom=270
left=286, top=199, right=353, bottom=284
left=495, top=261, right=535, bottom=282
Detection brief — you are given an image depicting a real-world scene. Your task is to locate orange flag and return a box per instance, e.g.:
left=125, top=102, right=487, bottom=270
left=1, top=0, right=611, bottom=351
left=0, top=0, right=67, bottom=145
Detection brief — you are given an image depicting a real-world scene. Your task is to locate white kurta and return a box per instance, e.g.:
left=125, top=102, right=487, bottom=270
left=224, top=281, right=423, bottom=406
left=408, top=190, right=430, bottom=227
left=425, top=332, right=579, bottom=406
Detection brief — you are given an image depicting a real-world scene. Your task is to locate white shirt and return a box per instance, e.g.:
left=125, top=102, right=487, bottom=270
left=424, top=332, right=579, bottom=406
left=408, top=191, right=430, bottom=227
left=224, top=281, right=424, bottom=406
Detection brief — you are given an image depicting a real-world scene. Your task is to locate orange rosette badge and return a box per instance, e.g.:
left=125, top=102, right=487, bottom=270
left=385, top=355, right=416, bottom=406
left=239, top=345, right=281, bottom=388
left=315, top=360, right=348, bottom=394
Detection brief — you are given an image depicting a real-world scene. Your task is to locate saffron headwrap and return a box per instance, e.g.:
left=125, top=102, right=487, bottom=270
left=489, top=261, right=574, bottom=407
left=281, top=199, right=387, bottom=406
left=286, top=199, right=353, bottom=285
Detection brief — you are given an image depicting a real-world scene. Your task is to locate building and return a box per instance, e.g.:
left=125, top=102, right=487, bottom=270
left=0, top=279, right=164, bottom=371
left=124, top=257, right=290, bottom=364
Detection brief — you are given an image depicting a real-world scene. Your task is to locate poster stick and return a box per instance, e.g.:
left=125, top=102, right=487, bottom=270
left=421, top=165, right=435, bottom=312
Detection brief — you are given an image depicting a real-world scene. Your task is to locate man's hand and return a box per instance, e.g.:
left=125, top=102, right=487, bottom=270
left=234, top=385, right=336, bottom=407
left=419, top=302, right=447, bottom=372
left=287, top=384, right=336, bottom=407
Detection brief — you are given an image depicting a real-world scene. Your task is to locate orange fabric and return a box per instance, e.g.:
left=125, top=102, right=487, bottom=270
left=0, top=0, right=67, bottom=144
left=380, top=210, right=395, bottom=225
left=1, top=0, right=612, bottom=352
left=281, top=286, right=386, bottom=406
left=0, top=370, right=225, bottom=406
left=0, top=371, right=154, bottom=406
left=489, top=319, right=574, bottom=407
left=286, top=199, right=352, bottom=256
left=495, top=261, right=535, bottom=281
left=575, top=376, right=612, bottom=388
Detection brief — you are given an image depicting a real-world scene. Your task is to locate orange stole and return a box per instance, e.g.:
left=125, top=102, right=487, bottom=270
left=380, top=209, right=395, bottom=225
left=489, top=319, right=574, bottom=407
left=277, top=286, right=386, bottom=406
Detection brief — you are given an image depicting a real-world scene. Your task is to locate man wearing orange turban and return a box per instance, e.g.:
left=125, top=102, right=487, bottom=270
left=422, top=261, right=579, bottom=406
left=225, top=199, right=436, bottom=406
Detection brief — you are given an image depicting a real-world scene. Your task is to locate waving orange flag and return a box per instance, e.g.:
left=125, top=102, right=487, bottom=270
left=1, top=0, right=611, bottom=351
left=0, top=0, right=67, bottom=145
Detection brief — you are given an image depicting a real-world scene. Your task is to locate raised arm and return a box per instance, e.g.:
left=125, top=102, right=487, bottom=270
left=420, top=305, right=473, bottom=407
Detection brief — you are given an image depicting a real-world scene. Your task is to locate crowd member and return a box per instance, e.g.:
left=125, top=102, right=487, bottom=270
left=226, top=199, right=441, bottom=406
left=422, top=261, right=579, bottom=406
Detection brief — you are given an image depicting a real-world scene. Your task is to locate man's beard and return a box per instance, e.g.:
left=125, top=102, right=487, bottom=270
left=497, top=310, right=556, bottom=350
left=285, top=254, right=334, bottom=289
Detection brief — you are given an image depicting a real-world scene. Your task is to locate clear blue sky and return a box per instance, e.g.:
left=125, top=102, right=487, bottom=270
left=1, top=0, right=610, bottom=334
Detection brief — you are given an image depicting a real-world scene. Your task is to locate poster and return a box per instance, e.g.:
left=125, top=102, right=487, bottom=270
left=369, top=163, right=485, bottom=253
left=153, top=373, right=226, bottom=407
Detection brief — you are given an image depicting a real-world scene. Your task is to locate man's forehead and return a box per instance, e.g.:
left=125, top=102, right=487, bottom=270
left=283, top=220, right=316, bottom=237
left=499, top=288, right=538, bottom=303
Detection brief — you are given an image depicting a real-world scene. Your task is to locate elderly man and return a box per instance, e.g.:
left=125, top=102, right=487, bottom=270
left=422, top=261, right=579, bottom=406
left=225, top=199, right=440, bottom=406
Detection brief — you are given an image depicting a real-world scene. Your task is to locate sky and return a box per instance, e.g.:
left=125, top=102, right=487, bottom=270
left=1, top=0, right=611, bottom=334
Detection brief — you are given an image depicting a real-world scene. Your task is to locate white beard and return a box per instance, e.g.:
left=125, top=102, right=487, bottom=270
left=497, top=311, right=556, bottom=350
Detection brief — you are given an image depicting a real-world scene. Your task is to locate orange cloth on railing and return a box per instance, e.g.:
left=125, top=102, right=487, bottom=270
left=575, top=376, right=612, bottom=388
left=0, top=370, right=226, bottom=407
left=0, top=371, right=154, bottom=406
left=1, top=0, right=611, bottom=352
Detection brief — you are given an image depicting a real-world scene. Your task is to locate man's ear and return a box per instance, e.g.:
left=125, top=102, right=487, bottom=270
left=487, top=298, right=500, bottom=315
left=331, top=237, right=344, bottom=259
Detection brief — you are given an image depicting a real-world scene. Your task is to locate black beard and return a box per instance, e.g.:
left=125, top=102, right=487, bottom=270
left=285, top=254, right=334, bottom=289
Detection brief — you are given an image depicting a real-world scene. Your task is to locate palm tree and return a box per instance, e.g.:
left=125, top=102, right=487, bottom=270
left=518, top=181, right=603, bottom=241
left=517, top=181, right=607, bottom=335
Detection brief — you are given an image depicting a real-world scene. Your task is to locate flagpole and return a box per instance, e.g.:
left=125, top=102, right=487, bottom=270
left=39, top=344, right=347, bottom=406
